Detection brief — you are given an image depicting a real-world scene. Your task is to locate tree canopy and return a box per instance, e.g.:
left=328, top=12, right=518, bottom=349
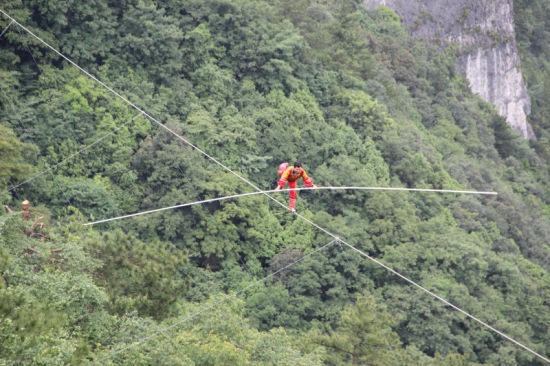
left=1, top=0, right=550, bottom=364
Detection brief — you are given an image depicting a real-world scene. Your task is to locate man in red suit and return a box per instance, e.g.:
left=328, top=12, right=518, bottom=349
left=274, top=162, right=317, bottom=212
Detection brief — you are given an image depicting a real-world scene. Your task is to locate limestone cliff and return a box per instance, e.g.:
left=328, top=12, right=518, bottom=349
left=364, top=0, right=535, bottom=139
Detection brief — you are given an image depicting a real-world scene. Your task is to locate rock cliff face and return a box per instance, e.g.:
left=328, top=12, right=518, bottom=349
left=364, top=0, right=535, bottom=139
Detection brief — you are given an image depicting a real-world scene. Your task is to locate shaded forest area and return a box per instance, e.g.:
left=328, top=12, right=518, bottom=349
left=1, top=0, right=550, bottom=364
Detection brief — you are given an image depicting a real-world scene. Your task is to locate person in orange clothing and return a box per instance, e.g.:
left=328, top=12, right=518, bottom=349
left=274, top=161, right=317, bottom=212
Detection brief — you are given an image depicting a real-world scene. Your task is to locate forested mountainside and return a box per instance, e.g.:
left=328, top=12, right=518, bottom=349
left=1, top=1, right=550, bottom=365
left=365, top=0, right=535, bottom=139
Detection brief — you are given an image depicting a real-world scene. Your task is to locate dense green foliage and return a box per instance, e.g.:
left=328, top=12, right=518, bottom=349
left=1, top=0, right=550, bottom=364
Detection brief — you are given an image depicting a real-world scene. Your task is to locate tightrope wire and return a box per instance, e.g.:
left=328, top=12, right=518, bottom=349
left=83, top=186, right=497, bottom=226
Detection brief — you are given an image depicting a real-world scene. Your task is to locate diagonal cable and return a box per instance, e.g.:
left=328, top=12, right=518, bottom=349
left=0, top=19, right=12, bottom=38
left=1, top=113, right=143, bottom=195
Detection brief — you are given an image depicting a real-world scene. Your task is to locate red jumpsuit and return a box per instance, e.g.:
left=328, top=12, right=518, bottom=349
left=277, top=165, right=314, bottom=210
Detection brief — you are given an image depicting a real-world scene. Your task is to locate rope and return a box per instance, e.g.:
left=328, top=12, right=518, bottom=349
left=1, top=9, right=546, bottom=363
left=0, top=19, right=12, bottom=38
left=83, top=186, right=497, bottom=226
left=94, top=238, right=339, bottom=364
left=1, top=113, right=143, bottom=195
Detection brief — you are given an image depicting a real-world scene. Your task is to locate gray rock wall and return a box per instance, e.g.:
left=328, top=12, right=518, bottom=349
left=364, top=0, right=535, bottom=139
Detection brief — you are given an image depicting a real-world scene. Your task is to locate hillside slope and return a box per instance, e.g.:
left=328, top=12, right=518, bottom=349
left=1, top=1, right=550, bottom=364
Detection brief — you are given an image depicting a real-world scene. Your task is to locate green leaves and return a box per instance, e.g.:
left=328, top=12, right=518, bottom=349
left=312, top=294, right=402, bottom=365
left=116, top=0, right=183, bottom=84
left=87, top=230, right=188, bottom=319
left=3, top=0, right=550, bottom=364
left=0, top=125, right=36, bottom=192
left=335, top=89, right=393, bottom=141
